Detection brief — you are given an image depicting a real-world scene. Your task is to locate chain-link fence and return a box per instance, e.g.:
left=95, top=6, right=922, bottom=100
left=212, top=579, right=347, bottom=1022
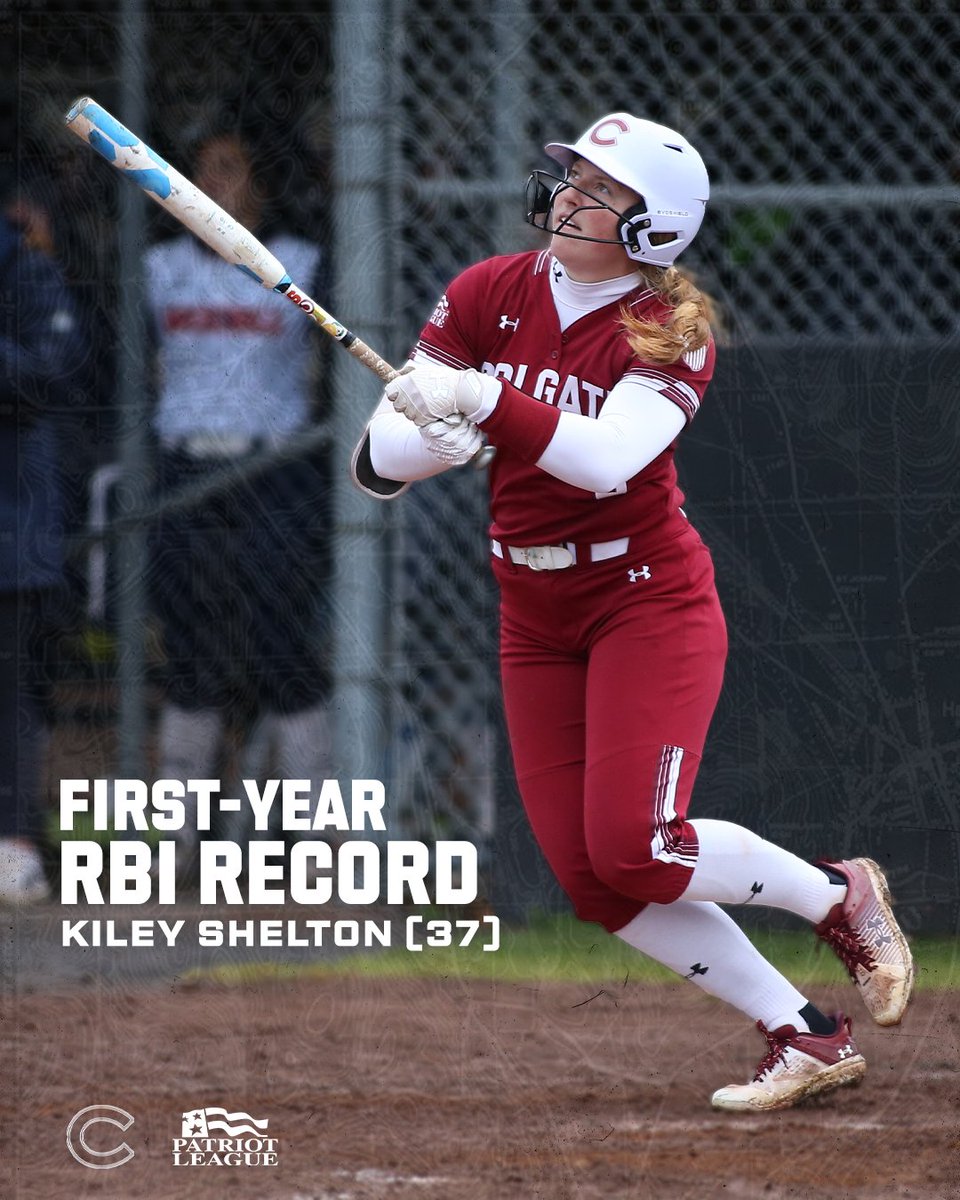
left=394, top=0, right=960, bottom=338
left=389, top=0, right=960, bottom=919
left=8, top=0, right=960, bottom=921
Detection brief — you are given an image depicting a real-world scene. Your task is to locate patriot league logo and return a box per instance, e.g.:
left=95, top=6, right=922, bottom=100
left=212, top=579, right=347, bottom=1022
left=173, top=1107, right=278, bottom=1166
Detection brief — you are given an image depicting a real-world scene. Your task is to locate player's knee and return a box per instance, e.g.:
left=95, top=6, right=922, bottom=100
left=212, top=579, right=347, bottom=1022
left=589, top=848, right=654, bottom=900
left=568, top=891, right=611, bottom=925
left=567, top=890, right=644, bottom=933
left=587, top=822, right=697, bottom=906
left=585, top=821, right=667, bottom=902
left=546, top=860, right=645, bottom=931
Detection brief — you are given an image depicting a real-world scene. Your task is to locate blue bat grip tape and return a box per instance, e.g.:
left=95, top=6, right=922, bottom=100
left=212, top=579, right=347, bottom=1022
left=85, top=103, right=139, bottom=147
left=76, top=103, right=171, bottom=197
left=87, top=130, right=117, bottom=162
left=125, top=168, right=173, bottom=199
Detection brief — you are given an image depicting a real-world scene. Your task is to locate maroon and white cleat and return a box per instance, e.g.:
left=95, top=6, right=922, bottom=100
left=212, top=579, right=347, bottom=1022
left=815, top=857, right=914, bottom=1027
left=711, top=1013, right=865, bottom=1111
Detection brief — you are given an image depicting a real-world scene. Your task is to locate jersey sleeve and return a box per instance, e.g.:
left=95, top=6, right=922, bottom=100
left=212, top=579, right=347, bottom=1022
left=410, top=261, right=492, bottom=371
left=478, top=379, right=561, bottom=462
left=623, top=337, right=716, bottom=424
left=411, top=258, right=565, bottom=462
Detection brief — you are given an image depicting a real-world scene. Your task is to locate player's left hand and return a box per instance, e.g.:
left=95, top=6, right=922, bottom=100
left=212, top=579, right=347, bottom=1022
left=386, top=362, right=498, bottom=426
left=419, top=415, right=485, bottom=466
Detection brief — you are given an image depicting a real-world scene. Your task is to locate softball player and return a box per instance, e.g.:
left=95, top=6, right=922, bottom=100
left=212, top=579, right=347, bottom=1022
left=354, top=113, right=913, bottom=1111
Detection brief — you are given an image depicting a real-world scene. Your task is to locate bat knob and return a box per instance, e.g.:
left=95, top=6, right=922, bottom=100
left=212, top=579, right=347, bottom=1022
left=65, top=96, right=97, bottom=126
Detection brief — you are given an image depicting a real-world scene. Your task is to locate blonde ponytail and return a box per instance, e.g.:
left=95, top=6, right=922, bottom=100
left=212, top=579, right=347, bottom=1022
left=621, top=266, right=719, bottom=366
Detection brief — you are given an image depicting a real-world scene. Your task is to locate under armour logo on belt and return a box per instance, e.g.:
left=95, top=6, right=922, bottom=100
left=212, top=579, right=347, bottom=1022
left=499, top=314, right=520, bottom=330
left=628, top=566, right=651, bottom=583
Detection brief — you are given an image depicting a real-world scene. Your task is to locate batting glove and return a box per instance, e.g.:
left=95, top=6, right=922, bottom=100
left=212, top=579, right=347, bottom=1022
left=419, top=415, right=485, bottom=466
left=386, top=362, right=501, bottom=426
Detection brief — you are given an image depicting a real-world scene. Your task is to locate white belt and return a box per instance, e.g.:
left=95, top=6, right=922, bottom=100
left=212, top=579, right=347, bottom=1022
left=491, top=537, right=630, bottom=571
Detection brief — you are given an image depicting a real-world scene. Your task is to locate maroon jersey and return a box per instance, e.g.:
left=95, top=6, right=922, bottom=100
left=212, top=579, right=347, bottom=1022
left=413, top=250, right=715, bottom=547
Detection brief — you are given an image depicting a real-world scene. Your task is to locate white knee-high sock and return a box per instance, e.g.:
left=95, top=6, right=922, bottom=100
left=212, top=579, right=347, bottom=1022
left=615, top=900, right=814, bottom=1032
left=683, top=819, right=846, bottom=924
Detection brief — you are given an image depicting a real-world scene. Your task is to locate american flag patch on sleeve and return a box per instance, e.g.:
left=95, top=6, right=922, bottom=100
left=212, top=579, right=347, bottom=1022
left=682, top=344, right=708, bottom=373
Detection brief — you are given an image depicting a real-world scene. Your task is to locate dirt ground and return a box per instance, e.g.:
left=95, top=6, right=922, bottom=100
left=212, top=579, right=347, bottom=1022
left=3, top=954, right=957, bottom=1200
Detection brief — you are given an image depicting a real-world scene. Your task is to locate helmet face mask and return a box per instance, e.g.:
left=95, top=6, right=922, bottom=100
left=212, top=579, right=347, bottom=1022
left=524, top=168, right=656, bottom=253
left=525, top=112, right=710, bottom=269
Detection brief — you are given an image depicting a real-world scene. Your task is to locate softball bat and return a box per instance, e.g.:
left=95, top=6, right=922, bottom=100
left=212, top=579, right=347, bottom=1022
left=63, top=96, right=495, bottom=468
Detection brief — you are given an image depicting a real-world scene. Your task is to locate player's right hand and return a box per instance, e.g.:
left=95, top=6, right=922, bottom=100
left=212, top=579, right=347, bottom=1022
left=418, top=415, right=485, bottom=466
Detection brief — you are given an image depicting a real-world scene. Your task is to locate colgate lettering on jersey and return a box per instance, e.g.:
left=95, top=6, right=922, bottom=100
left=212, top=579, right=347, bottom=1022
left=483, top=361, right=607, bottom=418
left=164, top=306, right=284, bottom=335
left=412, top=250, right=713, bottom=546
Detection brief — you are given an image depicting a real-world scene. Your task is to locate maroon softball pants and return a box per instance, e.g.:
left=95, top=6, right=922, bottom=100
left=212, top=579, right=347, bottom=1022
left=495, top=523, right=728, bottom=932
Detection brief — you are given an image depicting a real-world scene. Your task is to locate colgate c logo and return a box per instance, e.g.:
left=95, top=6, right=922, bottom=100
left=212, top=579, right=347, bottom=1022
left=66, top=1105, right=136, bottom=1170
left=589, top=117, right=629, bottom=147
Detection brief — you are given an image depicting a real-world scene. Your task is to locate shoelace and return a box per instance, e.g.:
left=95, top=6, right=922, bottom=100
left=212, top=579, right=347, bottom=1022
left=752, top=1022, right=790, bottom=1080
left=820, top=921, right=877, bottom=981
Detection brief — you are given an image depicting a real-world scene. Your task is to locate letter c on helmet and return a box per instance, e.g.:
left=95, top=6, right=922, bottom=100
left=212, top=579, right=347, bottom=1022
left=589, top=117, right=630, bottom=147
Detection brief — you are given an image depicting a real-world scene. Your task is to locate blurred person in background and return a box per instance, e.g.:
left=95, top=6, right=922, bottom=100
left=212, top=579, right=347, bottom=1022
left=0, top=166, right=85, bottom=902
left=8, top=164, right=115, bottom=642
left=144, top=120, right=332, bottom=870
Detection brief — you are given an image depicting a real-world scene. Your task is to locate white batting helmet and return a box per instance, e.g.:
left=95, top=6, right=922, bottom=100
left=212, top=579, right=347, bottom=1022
left=543, top=112, right=710, bottom=267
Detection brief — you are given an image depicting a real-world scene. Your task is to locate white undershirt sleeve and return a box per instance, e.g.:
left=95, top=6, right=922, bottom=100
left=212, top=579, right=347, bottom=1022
left=367, top=397, right=453, bottom=481
left=535, top=376, right=687, bottom=493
